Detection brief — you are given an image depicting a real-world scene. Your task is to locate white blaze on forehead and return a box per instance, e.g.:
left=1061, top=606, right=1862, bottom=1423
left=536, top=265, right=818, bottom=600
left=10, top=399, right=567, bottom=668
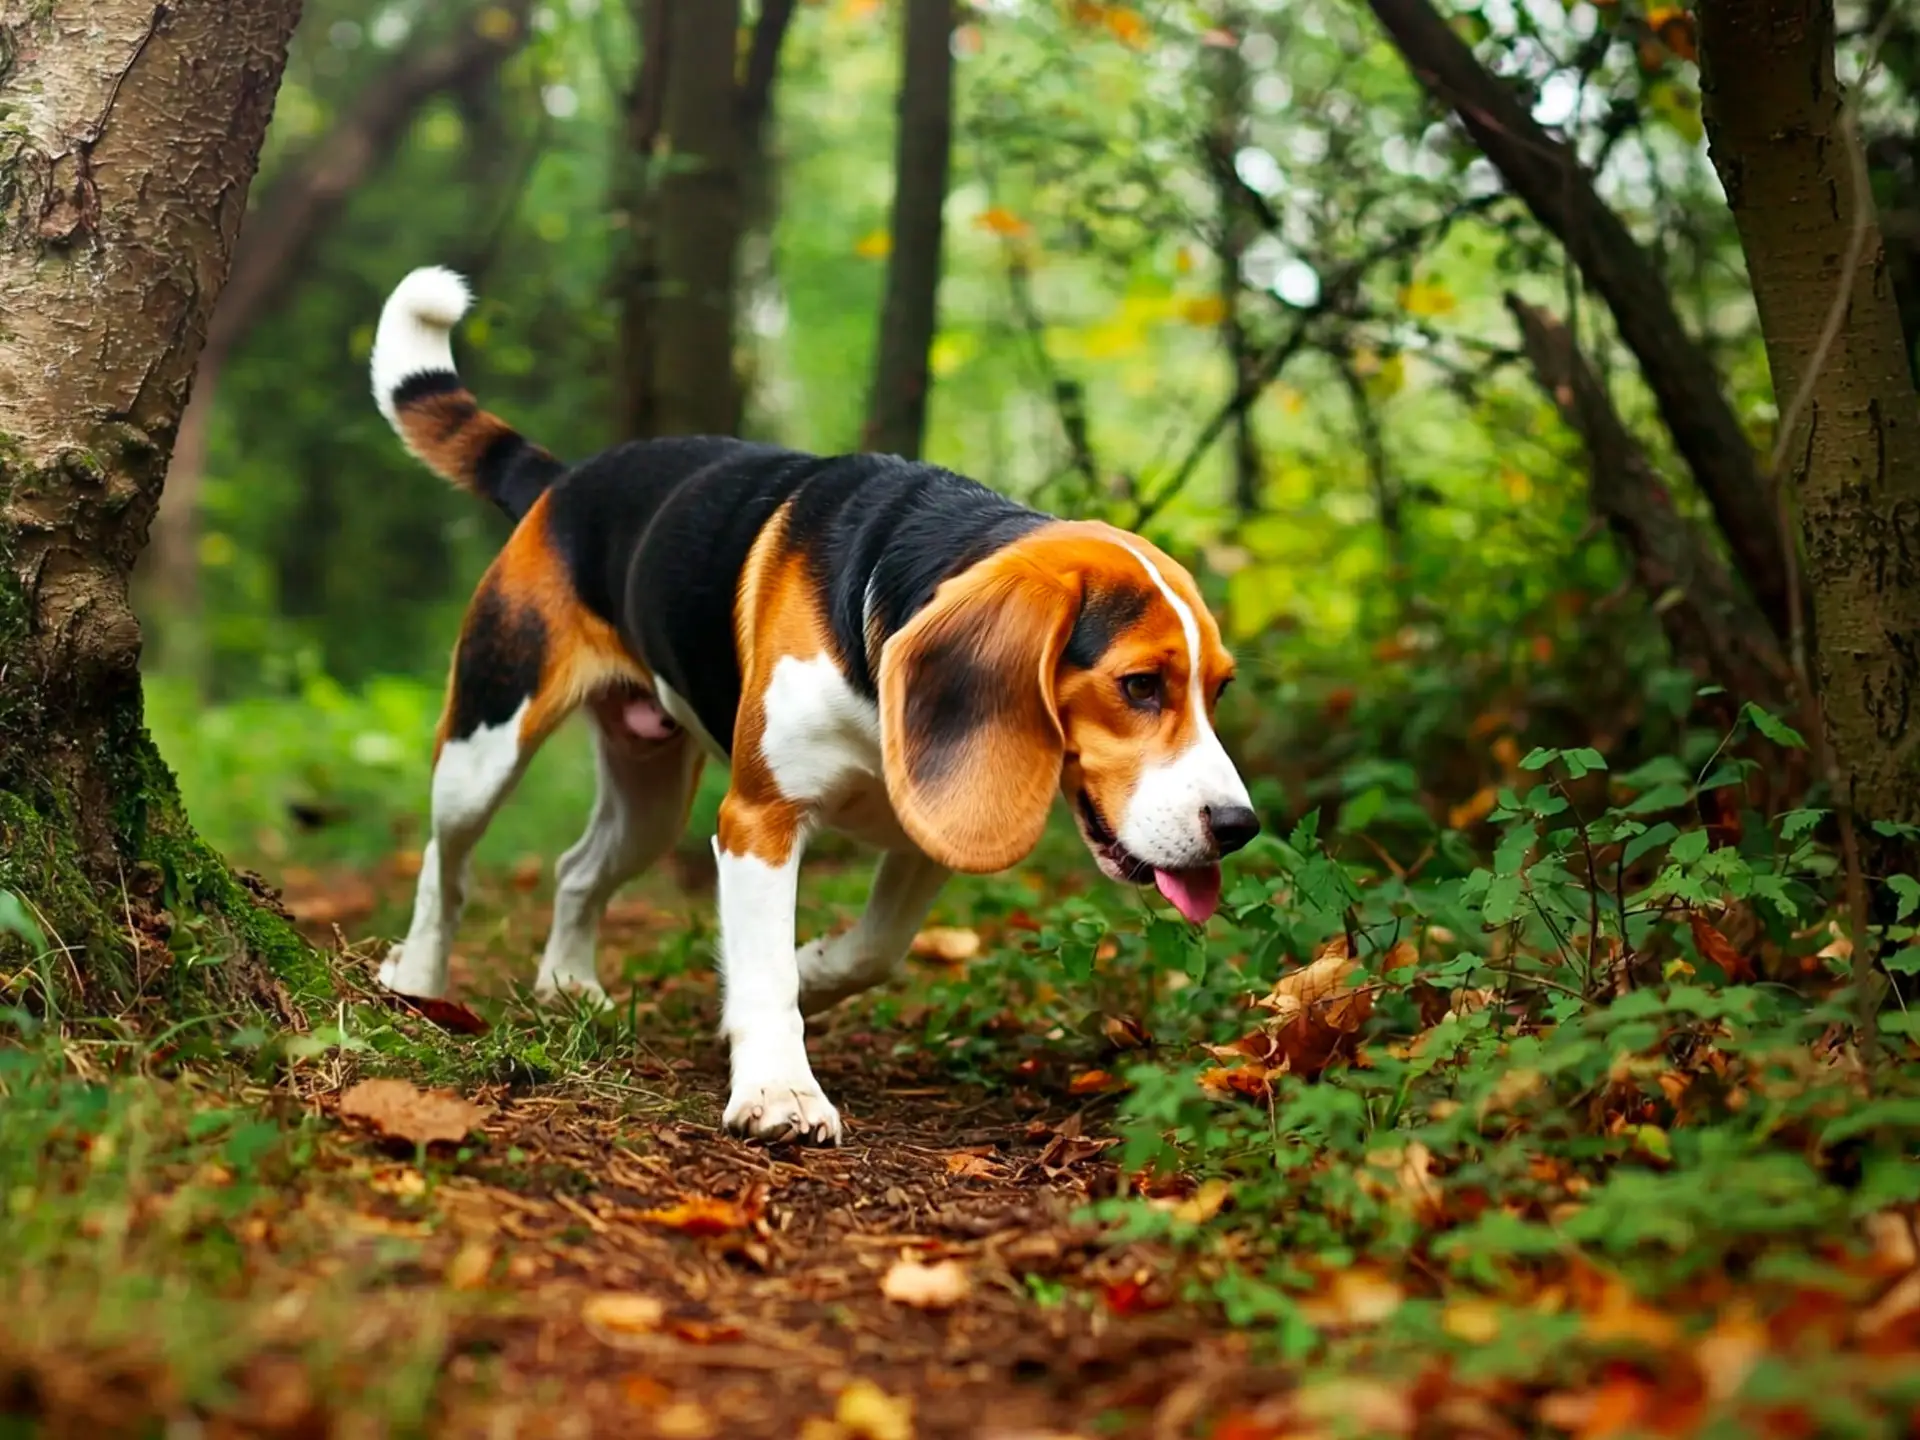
left=1109, top=540, right=1253, bottom=869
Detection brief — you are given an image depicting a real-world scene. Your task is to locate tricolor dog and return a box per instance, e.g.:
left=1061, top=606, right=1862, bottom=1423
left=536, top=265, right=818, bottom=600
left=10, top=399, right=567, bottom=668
left=370, top=266, right=1259, bottom=1145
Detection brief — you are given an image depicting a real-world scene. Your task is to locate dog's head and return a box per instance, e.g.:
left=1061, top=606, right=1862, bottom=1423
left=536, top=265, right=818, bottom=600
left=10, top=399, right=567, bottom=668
left=879, top=521, right=1256, bottom=923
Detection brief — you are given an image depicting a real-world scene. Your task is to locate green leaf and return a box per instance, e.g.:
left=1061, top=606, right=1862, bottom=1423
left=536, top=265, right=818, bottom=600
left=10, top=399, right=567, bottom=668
left=1288, top=808, right=1321, bottom=851
left=1622, top=822, right=1678, bottom=868
left=1483, top=873, right=1524, bottom=925
left=1338, top=785, right=1386, bottom=834
left=1883, top=946, right=1920, bottom=976
left=1519, top=746, right=1559, bottom=771
left=1626, top=783, right=1690, bottom=816
left=1562, top=747, right=1607, bottom=778
left=1494, top=826, right=1534, bottom=877
left=1742, top=702, right=1807, bottom=750
left=1890, top=875, right=1920, bottom=923
left=1778, top=809, right=1829, bottom=843
left=0, top=891, right=46, bottom=953
left=1669, top=830, right=1710, bottom=865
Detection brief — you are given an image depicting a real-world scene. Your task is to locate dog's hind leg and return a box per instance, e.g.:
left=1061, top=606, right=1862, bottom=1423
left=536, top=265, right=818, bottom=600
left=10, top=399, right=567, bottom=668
left=380, top=580, right=558, bottom=1000
left=797, top=848, right=949, bottom=1017
left=535, top=714, right=702, bottom=1007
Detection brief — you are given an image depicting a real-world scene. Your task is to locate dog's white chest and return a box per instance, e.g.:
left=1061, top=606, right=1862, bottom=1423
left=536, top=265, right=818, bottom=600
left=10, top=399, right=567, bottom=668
left=759, top=653, right=905, bottom=842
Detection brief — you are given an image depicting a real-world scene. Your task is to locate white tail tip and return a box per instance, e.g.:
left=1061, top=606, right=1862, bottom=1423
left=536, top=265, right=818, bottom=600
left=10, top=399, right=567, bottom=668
left=371, top=266, right=474, bottom=423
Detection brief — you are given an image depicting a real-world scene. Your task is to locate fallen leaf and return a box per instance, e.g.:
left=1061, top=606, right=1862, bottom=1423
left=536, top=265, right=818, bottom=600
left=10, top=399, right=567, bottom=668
left=390, top=993, right=490, bottom=1035
left=445, top=1241, right=494, bottom=1291
left=1068, top=1068, right=1118, bottom=1094
left=1244, top=946, right=1375, bottom=1077
left=911, top=925, right=981, bottom=962
left=621, top=1374, right=673, bottom=1409
left=836, top=1379, right=914, bottom=1440
left=582, top=1292, right=667, bottom=1335
left=638, top=1194, right=760, bottom=1236
left=945, top=1149, right=1004, bottom=1181
left=670, top=1318, right=745, bottom=1345
left=1299, top=1267, right=1404, bottom=1328
left=337, top=1078, right=487, bottom=1146
left=1101, top=1273, right=1171, bottom=1316
left=1101, top=1014, right=1153, bottom=1050
left=1198, top=1063, right=1275, bottom=1099
left=880, top=1256, right=972, bottom=1310
left=1168, top=1177, right=1232, bottom=1224
left=1689, top=912, right=1754, bottom=982
left=509, top=854, right=544, bottom=891
left=654, top=1399, right=717, bottom=1438
left=390, top=848, right=424, bottom=880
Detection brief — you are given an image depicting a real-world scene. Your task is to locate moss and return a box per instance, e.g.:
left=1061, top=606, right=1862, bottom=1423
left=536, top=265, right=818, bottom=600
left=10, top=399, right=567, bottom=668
left=0, top=447, right=331, bottom=1013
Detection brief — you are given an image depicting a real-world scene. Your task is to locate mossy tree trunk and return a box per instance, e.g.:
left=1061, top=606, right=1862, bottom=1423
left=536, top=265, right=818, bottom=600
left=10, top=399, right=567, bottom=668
left=0, top=0, right=319, bottom=999
left=1699, top=0, right=1920, bottom=836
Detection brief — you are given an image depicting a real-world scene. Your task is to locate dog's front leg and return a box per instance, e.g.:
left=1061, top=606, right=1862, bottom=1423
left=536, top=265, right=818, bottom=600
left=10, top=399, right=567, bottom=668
left=798, top=847, right=950, bottom=1017
left=714, top=798, right=841, bottom=1145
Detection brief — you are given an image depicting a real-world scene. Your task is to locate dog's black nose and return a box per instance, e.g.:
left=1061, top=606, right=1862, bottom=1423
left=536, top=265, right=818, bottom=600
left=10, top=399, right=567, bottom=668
left=1206, top=804, right=1260, bottom=855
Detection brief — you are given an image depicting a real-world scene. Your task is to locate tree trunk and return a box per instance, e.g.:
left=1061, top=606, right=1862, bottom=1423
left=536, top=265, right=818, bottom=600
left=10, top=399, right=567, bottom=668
left=1366, top=0, right=1796, bottom=644
left=653, top=0, right=744, bottom=437
left=1698, top=0, right=1920, bottom=829
left=144, top=0, right=537, bottom=638
left=1506, top=296, right=1793, bottom=711
left=0, top=0, right=318, bottom=998
left=863, top=0, right=955, bottom=461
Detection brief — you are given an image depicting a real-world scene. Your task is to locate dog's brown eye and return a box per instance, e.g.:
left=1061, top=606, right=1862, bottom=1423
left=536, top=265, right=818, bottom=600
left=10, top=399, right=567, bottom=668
left=1121, top=673, right=1162, bottom=709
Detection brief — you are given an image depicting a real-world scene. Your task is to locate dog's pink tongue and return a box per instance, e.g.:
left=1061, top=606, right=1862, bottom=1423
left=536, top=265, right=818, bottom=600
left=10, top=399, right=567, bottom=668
left=1154, top=865, right=1221, bottom=925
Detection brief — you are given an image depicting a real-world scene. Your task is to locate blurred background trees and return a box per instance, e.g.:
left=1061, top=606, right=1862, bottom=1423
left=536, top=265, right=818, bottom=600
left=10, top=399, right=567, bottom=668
left=131, top=0, right=1920, bottom=877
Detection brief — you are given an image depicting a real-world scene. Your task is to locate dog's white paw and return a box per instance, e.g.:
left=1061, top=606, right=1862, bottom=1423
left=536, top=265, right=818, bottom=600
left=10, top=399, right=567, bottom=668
left=376, top=943, right=447, bottom=999
left=533, top=971, right=612, bottom=1011
left=723, top=1079, right=843, bottom=1145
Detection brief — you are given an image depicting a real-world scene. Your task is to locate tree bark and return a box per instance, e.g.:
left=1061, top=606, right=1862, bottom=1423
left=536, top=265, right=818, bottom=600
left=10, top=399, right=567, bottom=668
left=863, top=0, right=955, bottom=460
left=0, top=0, right=317, bottom=996
left=1506, top=296, right=1793, bottom=710
left=1698, top=0, right=1920, bottom=827
left=616, top=0, right=795, bottom=440
left=1366, top=0, right=1795, bottom=644
left=653, top=0, right=744, bottom=437
left=145, top=0, right=537, bottom=627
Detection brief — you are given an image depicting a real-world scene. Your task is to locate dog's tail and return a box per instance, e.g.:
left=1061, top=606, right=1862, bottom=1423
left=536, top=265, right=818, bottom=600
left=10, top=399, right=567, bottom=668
left=370, top=266, right=563, bottom=522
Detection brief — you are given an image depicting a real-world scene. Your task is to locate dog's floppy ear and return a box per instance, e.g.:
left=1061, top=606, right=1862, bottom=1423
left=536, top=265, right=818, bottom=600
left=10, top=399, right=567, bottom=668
left=880, top=563, right=1077, bottom=874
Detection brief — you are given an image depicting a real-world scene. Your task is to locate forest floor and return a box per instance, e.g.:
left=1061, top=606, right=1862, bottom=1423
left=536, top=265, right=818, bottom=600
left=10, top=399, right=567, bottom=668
left=4, top=851, right=1302, bottom=1440
left=12, top=813, right=1920, bottom=1439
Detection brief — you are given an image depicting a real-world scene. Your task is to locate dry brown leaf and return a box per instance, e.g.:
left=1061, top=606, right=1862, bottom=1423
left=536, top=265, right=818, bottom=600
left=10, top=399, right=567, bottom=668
left=945, top=1150, right=1003, bottom=1181
left=445, top=1241, right=494, bottom=1291
left=638, top=1194, right=760, bottom=1236
left=654, top=1399, right=718, bottom=1438
left=911, top=926, right=981, bottom=963
left=835, top=1379, right=914, bottom=1440
left=880, top=1256, right=971, bottom=1310
left=1298, top=1267, right=1404, bottom=1329
left=1166, top=1177, right=1232, bottom=1224
left=1250, top=950, right=1375, bottom=1076
left=337, top=1078, right=487, bottom=1146
left=581, top=1292, right=667, bottom=1335
left=1101, top=1013, right=1153, bottom=1050
left=1688, top=912, right=1754, bottom=983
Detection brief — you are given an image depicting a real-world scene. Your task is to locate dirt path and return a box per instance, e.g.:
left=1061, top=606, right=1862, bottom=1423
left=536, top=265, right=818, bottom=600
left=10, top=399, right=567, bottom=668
left=280, top=864, right=1273, bottom=1439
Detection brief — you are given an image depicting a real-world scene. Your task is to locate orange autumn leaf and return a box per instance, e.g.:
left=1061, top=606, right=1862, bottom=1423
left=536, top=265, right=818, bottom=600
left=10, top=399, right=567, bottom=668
left=1448, top=785, right=1499, bottom=831
left=1688, top=911, right=1755, bottom=983
left=1069, top=1068, right=1119, bottom=1094
left=974, top=206, right=1032, bottom=238
left=1103, top=5, right=1148, bottom=46
left=638, top=1194, right=760, bottom=1236
left=1101, top=1273, right=1172, bottom=1316
left=1648, top=6, right=1697, bottom=63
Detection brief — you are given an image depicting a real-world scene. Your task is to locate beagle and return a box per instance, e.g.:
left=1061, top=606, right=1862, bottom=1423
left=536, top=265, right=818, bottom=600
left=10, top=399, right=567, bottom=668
left=369, top=266, right=1259, bottom=1144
